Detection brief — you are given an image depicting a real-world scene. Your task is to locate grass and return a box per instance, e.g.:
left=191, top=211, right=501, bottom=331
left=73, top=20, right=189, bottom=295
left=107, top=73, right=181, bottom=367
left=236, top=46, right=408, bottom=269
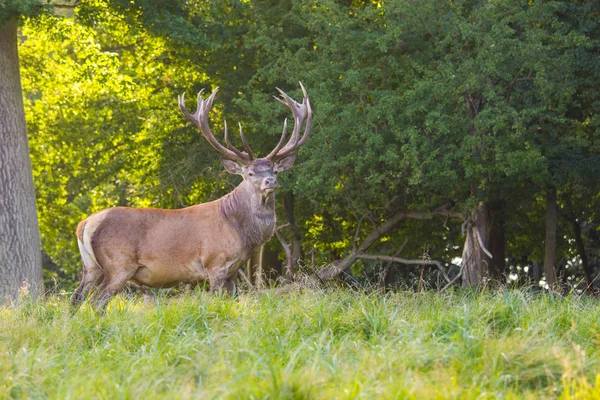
left=2, top=288, right=600, bottom=399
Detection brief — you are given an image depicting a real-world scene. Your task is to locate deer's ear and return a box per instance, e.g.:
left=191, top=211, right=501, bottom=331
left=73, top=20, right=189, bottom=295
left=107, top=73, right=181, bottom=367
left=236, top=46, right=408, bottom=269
left=274, top=153, right=297, bottom=173
left=221, top=158, right=244, bottom=175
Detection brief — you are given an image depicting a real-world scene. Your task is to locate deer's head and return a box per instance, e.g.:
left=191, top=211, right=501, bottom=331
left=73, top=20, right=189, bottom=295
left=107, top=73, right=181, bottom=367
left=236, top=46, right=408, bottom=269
left=178, top=83, right=312, bottom=198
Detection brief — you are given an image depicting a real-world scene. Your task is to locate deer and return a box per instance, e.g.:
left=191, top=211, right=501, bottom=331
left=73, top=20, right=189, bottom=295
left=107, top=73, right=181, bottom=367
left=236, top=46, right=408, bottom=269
left=70, top=83, right=312, bottom=313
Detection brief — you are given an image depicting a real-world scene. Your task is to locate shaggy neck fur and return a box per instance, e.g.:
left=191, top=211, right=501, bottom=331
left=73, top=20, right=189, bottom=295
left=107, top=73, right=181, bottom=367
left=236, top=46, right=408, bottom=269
left=219, top=180, right=276, bottom=254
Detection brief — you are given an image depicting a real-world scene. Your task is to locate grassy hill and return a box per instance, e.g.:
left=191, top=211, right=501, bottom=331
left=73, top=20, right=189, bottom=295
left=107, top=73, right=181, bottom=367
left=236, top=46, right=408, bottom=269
left=1, top=288, right=600, bottom=399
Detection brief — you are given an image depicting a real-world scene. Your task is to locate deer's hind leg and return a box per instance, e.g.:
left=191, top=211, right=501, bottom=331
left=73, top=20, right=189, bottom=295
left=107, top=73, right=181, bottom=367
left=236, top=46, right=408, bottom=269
left=71, top=240, right=104, bottom=309
left=89, top=266, right=139, bottom=314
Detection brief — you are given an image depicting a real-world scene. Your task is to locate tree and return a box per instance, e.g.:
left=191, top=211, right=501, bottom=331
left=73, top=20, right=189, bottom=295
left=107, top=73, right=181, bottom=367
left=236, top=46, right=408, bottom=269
left=18, top=0, right=600, bottom=292
left=0, top=10, right=43, bottom=300
left=19, top=6, right=211, bottom=280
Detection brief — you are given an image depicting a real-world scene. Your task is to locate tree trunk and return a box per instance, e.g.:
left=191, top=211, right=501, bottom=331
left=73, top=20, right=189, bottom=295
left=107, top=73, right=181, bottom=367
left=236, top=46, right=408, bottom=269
left=572, top=219, right=593, bottom=288
left=543, top=186, right=558, bottom=289
left=0, top=19, right=42, bottom=302
left=489, top=201, right=506, bottom=282
left=531, top=261, right=541, bottom=286
left=461, top=203, right=491, bottom=287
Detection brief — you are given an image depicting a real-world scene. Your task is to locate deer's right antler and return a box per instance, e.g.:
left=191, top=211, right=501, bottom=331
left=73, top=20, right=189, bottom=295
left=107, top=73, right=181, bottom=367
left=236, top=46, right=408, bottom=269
left=178, top=88, right=253, bottom=164
left=266, top=82, right=312, bottom=161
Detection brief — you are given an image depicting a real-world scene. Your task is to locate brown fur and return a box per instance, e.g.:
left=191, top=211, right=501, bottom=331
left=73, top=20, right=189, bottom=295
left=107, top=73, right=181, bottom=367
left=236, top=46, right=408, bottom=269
left=71, top=161, right=281, bottom=313
left=72, top=84, right=311, bottom=313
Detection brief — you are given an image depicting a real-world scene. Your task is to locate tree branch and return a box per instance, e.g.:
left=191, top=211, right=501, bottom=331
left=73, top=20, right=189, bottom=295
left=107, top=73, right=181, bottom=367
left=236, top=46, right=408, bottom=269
left=358, top=254, right=450, bottom=283
left=441, top=261, right=466, bottom=292
left=316, top=205, right=464, bottom=281
left=238, top=269, right=255, bottom=289
left=505, top=69, right=533, bottom=104
left=278, top=222, right=291, bottom=230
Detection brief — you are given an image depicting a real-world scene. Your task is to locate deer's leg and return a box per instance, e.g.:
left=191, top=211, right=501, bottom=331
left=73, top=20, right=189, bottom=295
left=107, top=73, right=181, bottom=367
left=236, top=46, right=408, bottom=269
left=224, top=277, right=236, bottom=295
left=90, top=268, right=137, bottom=314
left=209, top=272, right=227, bottom=294
left=71, top=264, right=104, bottom=308
left=209, top=268, right=239, bottom=295
left=71, top=242, right=104, bottom=308
left=209, top=276, right=236, bottom=295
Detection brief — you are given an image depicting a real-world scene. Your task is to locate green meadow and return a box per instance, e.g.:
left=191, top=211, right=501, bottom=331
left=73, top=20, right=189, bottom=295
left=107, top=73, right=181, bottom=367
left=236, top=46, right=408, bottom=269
left=2, top=288, right=600, bottom=399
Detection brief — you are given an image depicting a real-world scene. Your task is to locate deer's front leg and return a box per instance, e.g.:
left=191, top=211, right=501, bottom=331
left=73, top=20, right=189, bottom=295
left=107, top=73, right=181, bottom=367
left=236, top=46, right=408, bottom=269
left=208, top=269, right=236, bottom=295
left=224, top=277, right=236, bottom=295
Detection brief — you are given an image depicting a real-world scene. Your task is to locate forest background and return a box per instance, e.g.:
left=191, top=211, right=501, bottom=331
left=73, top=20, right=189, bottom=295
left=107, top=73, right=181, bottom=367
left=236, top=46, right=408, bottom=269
left=2, top=0, right=600, bottom=294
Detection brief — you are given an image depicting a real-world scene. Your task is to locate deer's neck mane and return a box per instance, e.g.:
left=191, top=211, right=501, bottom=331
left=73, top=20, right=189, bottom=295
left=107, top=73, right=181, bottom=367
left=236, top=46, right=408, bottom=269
left=218, top=182, right=276, bottom=253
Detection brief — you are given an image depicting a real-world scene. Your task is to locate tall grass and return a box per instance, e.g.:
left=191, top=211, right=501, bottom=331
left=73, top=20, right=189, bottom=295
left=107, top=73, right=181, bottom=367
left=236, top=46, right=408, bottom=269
left=2, top=288, right=600, bottom=399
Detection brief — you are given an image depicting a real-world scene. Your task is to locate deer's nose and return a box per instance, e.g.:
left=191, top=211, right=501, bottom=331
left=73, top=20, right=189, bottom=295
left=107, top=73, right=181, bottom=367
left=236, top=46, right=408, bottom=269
left=264, top=177, right=277, bottom=188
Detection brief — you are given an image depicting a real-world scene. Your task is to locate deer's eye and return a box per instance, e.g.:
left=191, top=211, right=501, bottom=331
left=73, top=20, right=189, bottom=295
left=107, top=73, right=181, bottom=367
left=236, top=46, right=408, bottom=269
left=248, top=172, right=255, bottom=177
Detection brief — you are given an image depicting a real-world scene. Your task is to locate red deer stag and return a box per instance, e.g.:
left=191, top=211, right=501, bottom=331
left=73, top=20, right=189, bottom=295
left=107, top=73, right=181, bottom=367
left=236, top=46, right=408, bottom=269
left=71, top=83, right=312, bottom=312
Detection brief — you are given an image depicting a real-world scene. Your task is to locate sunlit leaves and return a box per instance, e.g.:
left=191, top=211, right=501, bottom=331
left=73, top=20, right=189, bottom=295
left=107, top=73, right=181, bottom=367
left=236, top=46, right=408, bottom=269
left=20, top=3, right=208, bottom=277
left=18, top=0, right=600, bottom=284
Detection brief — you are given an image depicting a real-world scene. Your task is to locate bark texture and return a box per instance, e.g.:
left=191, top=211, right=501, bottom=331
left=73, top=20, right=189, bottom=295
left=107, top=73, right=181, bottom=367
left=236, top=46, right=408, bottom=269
left=0, top=20, right=42, bottom=301
left=461, top=203, right=491, bottom=287
left=543, top=187, right=558, bottom=289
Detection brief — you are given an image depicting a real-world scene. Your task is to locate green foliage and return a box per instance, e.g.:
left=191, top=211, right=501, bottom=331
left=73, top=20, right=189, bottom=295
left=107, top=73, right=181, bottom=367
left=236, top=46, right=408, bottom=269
left=17, top=0, right=600, bottom=285
left=2, top=289, right=600, bottom=398
left=221, top=0, right=600, bottom=271
left=0, top=0, right=44, bottom=26
left=20, top=5, right=219, bottom=279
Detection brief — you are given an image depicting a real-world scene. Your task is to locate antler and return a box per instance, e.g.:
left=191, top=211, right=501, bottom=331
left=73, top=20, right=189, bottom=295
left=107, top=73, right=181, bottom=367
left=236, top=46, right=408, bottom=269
left=266, top=82, right=312, bottom=161
left=178, top=88, right=253, bottom=163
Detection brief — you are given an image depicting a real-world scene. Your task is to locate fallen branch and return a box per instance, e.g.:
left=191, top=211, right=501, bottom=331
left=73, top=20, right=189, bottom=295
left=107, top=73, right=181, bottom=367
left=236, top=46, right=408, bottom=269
left=316, top=205, right=464, bottom=281
left=441, top=262, right=466, bottom=292
left=238, top=269, right=255, bottom=289
left=357, top=254, right=451, bottom=283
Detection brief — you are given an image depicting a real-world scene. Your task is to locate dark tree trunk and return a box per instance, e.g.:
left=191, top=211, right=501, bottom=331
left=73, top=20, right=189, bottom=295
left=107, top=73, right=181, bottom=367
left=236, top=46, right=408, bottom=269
left=531, top=261, right=541, bottom=286
left=543, top=186, right=558, bottom=289
left=460, top=91, right=491, bottom=288
left=489, top=201, right=506, bottom=282
left=461, top=203, right=491, bottom=287
left=0, top=19, right=42, bottom=301
left=572, top=219, right=593, bottom=288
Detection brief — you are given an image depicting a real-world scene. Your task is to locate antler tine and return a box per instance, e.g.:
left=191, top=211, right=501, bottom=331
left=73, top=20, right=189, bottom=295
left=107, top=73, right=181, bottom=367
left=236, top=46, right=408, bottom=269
left=178, top=88, right=250, bottom=163
left=294, top=82, right=312, bottom=148
left=275, top=88, right=303, bottom=147
left=267, top=82, right=312, bottom=161
left=238, top=122, right=254, bottom=160
left=223, top=120, right=248, bottom=160
left=265, top=118, right=289, bottom=160
left=178, top=91, right=199, bottom=122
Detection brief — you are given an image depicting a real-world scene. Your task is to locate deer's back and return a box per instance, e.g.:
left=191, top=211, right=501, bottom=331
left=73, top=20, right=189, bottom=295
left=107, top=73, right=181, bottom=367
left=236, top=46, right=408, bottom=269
left=79, top=203, right=244, bottom=286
